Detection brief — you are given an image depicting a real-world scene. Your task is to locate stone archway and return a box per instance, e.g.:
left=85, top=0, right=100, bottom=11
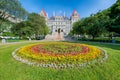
left=58, top=28, right=61, bottom=34
left=58, top=28, right=63, bottom=33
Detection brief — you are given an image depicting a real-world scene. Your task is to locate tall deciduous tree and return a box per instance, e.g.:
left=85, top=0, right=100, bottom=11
left=104, top=0, right=120, bottom=39
left=71, top=0, right=120, bottom=40
left=26, top=13, right=49, bottom=38
left=109, top=0, right=120, bottom=34
left=11, top=13, right=49, bottom=39
left=72, top=19, right=86, bottom=35
left=11, top=21, right=32, bottom=39
left=87, top=13, right=109, bottom=40
left=71, top=12, right=109, bottom=40
left=0, top=0, right=28, bottom=34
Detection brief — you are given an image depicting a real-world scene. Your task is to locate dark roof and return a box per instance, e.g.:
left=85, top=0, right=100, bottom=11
left=49, top=16, right=70, bottom=20
left=64, top=17, right=69, bottom=20
left=49, top=16, right=55, bottom=20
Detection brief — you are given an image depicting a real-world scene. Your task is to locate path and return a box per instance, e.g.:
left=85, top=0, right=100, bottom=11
left=0, top=38, right=120, bottom=46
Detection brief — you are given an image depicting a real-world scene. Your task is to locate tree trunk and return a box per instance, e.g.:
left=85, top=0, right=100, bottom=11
left=109, top=32, right=112, bottom=40
left=92, top=35, right=95, bottom=40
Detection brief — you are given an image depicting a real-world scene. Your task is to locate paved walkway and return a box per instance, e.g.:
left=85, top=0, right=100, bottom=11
left=0, top=38, right=120, bottom=46
left=0, top=40, right=44, bottom=45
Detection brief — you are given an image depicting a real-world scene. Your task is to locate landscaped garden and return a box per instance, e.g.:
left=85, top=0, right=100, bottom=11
left=12, top=42, right=107, bottom=69
left=0, top=41, right=120, bottom=80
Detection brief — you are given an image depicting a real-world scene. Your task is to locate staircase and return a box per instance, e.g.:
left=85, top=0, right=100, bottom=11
left=45, top=32, right=64, bottom=41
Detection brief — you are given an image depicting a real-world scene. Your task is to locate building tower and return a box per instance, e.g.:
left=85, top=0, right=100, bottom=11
left=70, top=10, right=80, bottom=25
left=39, top=8, right=48, bottom=20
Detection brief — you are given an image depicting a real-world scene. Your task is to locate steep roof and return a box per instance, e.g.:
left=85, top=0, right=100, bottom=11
left=71, top=9, right=80, bottom=17
left=49, top=16, right=55, bottom=20
left=49, top=16, right=69, bottom=20
left=41, top=8, right=47, bottom=17
left=64, top=17, right=69, bottom=20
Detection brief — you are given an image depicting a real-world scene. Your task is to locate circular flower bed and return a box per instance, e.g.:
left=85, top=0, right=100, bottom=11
left=12, top=42, right=108, bottom=68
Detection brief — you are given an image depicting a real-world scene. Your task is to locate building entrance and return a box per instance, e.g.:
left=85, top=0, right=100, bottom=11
left=57, top=28, right=63, bottom=34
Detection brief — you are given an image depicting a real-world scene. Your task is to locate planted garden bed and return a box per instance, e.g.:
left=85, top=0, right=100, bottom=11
left=12, top=42, right=107, bottom=68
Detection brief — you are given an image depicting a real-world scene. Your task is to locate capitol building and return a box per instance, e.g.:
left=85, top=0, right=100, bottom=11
left=39, top=9, right=80, bottom=36
left=39, top=9, right=80, bottom=40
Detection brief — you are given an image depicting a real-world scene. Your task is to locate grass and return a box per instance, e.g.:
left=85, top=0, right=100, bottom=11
left=0, top=41, right=120, bottom=80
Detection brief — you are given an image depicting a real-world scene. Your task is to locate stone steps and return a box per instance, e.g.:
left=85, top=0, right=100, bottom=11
left=45, top=32, right=64, bottom=40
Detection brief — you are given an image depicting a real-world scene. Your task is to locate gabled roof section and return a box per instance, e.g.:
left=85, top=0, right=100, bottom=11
left=41, top=8, right=47, bottom=17
left=72, top=10, right=77, bottom=16
left=71, top=9, right=80, bottom=17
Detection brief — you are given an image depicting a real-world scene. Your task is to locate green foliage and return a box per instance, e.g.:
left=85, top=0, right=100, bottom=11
left=71, top=0, right=120, bottom=40
left=0, top=0, right=28, bottom=20
left=107, top=0, right=120, bottom=34
left=71, top=12, right=109, bottom=40
left=11, top=13, right=49, bottom=39
left=0, top=20, right=15, bottom=35
left=109, top=0, right=120, bottom=18
left=27, top=13, right=49, bottom=37
left=0, top=0, right=28, bottom=34
left=72, top=20, right=86, bottom=35
left=44, top=26, right=49, bottom=35
left=11, top=21, right=33, bottom=38
left=87, top=13, right=109, bottom=39
left=2, top=32, right=14, bottom=36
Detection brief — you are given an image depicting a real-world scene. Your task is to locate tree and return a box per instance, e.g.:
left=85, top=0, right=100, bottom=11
left=11, top=13, right=49, bottom=39
left=109, top=0, right=120, bottom=34
left=26, top=13, right=49, bottom=38
left=112, top=16, right=120, bottom=34
left=72, top=20, right=86, bottom=35
left=108, top=0, right=120, bottom=19
left=71, top=0, right=120, bottom=41
left=85, top=16, right=98, bottom=40
left=104, top=0, right=120, bottom=39
left=0, top=0, right=28, bottom=34
left=11, top=21, right=33, bottom=39
left=85, top=13, right=108, bottom=40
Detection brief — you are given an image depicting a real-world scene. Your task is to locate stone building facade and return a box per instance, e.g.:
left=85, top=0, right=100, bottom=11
left=39, top=9, right=80, bottom=36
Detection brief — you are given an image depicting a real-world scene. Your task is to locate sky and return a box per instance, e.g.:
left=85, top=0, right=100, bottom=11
left=19, top=0, right=117, bottom=18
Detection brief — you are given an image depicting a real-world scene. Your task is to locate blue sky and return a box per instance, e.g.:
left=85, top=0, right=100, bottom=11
left=19, top=0, right=117, bottom=18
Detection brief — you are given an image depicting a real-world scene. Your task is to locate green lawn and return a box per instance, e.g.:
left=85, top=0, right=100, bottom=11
left=0, top=41, right=120, bottom=80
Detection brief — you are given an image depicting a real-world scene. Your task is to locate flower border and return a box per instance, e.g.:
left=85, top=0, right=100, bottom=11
left=12, top=45, right=108, bottom=69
